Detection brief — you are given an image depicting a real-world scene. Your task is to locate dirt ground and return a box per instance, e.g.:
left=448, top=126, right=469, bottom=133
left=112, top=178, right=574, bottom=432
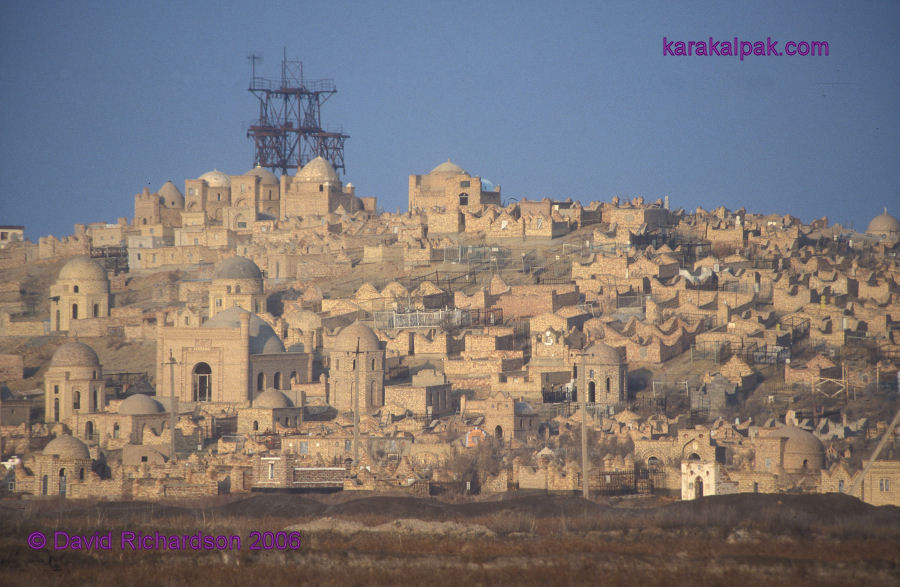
left=1, top=492, right=897, bottom=586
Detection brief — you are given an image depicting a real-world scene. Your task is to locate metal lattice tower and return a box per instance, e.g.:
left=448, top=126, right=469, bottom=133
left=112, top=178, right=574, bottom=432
left=247, top=51, right=348, bottom=175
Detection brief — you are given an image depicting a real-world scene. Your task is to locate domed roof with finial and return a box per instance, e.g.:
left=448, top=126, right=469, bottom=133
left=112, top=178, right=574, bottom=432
left=429, top=159, right=468, bottom=176
left=866, top=208, right=900, bottom=237
left=245, top=165, right=279, bottom=184
left=296, top=156, right=339, bottom=184
left=333, top=321, right=380, bottom=352
left=198, top=169, right=231, bottom=188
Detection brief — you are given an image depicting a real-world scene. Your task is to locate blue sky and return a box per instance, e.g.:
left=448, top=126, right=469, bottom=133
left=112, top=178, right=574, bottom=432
left=1, top=1, right=898, bottom=240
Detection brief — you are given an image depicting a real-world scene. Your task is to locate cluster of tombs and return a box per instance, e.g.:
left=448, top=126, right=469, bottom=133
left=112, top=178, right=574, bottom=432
left=1, top=159, right=899, bottom=504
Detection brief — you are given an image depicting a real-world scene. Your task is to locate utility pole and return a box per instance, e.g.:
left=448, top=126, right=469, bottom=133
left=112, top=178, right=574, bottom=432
left=165, top=350, right=179, bottom=461
left=581, top=347, right=589, bottom=499
left=353, top=337, right=361, bottom=465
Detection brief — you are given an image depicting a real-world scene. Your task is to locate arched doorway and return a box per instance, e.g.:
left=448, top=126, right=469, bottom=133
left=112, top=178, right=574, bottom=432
left=494, top=425, right=503, bottom=441
left=193, top=362, right=212, bottom=402
left=59, top=469, right=67, bottom=497
left=694, top=476, right=703, bottom=499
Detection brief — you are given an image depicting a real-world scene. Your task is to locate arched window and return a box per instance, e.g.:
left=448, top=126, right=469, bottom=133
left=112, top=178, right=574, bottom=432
left=42, top=475, right=48, bottom=495
left=113, top=423, right=119, bottom=438
left=253, top=421, right=259, bottom=431
left=235, top=285, right=241, bottom=294
left=93, top=303, right=99, bottom=317
left=371, top=358, right=376, bottom=370
left=73, top=285, right=79, bottom=293
left=54, top=397, right=60, bottom=422
left=606, top=377, right=611, bottom=394
left=72, top=303, right=78, bottom=319
left=273, top=372, right=282, bottom=390
left=458, top=193, right=469, bottom=206
left=588, top=381, right=596, bottom=404
left=73, top=390, right=81, bottom=410
left=79, top=468, right=85, bottom=481
left=93, top=388, right=99, bottom=411
left=257, top=372, right=265, bottom=391
left=289, top=371, right=297, bottom=385
left=192, top=362, right=212, bottom=402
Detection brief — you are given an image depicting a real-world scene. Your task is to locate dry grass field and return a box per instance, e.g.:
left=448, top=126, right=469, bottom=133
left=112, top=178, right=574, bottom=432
left=1, top=492, right=898, bottom=586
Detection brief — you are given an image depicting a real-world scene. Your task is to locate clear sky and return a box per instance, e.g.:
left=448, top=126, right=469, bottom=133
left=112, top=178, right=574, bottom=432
left=1, top=1, right=898, bottom=241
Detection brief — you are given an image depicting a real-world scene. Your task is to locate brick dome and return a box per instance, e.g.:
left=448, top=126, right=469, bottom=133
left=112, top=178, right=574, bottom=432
left=295, top=156, right=339, bottom=184
left=198, top=169, right=231, bottom=187
left=245, top=165, right=278, bottom=184
left=202, top=307, right=284, bottom=354
left=58, top=256, right=108, bottom=283
left=43, top=434, right=90, bottom=460
left=866, top=208, right=900, bottom=238
left=429, top=159, right=467, bottom=175
left=50, top=341, right=100, bottom=368
left=118, top=393, right=165, bottom=415
left=771, top=425, right=825, bottom=471
left=214, top=256, right=263, bottom=280
left=158, top=181, right=184, bottom=207
left=334, top=321, right=380, bottom=353
left=253, top=389, right=293, bottom=409
left=585, top=341, right=622, bottom=364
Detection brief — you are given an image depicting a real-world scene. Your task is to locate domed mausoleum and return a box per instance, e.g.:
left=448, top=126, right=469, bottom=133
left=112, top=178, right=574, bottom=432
left=49, top=256, right=110, bottom=332
left=866, top=208, right=900, bottom=241
left=208, top=255, right=267, bottom=318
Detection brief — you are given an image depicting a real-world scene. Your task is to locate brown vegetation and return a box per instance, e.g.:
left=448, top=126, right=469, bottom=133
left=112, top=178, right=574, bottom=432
left=1, top=493, right=898, bottom=585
